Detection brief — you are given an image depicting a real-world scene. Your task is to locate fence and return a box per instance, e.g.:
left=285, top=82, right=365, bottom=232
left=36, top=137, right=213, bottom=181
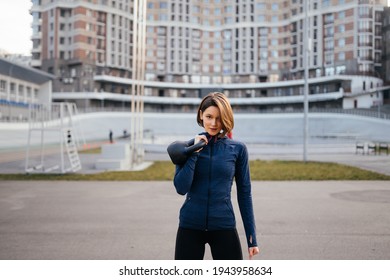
left=2, top=103, right=390, bottom=122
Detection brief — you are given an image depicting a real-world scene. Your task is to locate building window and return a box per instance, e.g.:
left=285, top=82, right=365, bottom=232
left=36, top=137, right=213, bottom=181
left=146, top=63, right=154, bottom=70
left=325, top=26, right=333, bottom=37
left=157, top=62, right=165, bottom=71
left=359, top=6, right=371, bottom=17
left=257, top=15, right=265, bottom=22
left=325, top=53, right=333, bottom=65
left=336, top=65, right=346, bottom=74
left=18, top=85, right=24, bottom=96
left=324, top=39, right=334, bottom=50
left=359, top=34, right=372, bottom=46
left=324, top=13, right=334, bottom=24
left=159, top=14, right=168, bottom=21
left=26, top=87, right=31, bottom=98
left=223, top=65, right=231, bottom=74
left=0, top=80, right=6, bottom=93
left=256, top=3, right=265, bottom=9
left=10, top=83, right=16, bottom=94
left=358, top=20, right=371, bottom=32
left=322, top=0, right=330, bottom=7
left=259, top=61, right=268, bottom=71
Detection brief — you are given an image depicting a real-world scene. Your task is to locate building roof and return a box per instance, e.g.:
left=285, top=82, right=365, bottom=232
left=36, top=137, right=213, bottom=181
left=52, top=91, right=343, bottom=105
left=0, top=58, right=55, bottom=85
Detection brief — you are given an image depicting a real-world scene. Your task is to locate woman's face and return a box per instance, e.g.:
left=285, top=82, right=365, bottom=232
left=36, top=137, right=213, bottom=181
left=200, top=106, right=222, bottom=136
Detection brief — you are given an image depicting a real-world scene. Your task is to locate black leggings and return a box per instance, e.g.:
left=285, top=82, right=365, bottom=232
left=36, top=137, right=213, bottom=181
left=174, top=227, right=243, bottom=260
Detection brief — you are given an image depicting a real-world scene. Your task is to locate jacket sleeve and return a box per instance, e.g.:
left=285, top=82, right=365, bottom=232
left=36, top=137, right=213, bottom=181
left=235, top=143, right=258, bottom=248
left=173, top=153, right=199, bottom=195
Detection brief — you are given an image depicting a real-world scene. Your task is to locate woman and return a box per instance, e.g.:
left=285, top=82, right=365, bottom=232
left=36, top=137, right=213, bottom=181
left=173, top=92, right=259, bottom=260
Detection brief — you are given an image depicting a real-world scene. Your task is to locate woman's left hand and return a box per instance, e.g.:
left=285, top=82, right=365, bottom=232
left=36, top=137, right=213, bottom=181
left=248, top=247, right=259, bottom=260
left=194, top=134, right=208, bottom=152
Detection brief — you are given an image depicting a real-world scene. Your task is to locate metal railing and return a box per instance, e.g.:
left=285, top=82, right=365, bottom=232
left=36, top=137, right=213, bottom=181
left=74, top=106, right=390, bottom=120
left=2, top=104, right=390, bottom=122
left=250, top=108, right=390, bottom=120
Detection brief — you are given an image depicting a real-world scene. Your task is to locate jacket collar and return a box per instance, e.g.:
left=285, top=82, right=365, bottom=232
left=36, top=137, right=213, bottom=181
left=200, top=132, right=225, bottom=144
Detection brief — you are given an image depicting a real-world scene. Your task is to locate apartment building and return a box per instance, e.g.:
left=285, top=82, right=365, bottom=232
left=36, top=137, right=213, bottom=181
left=31, top=0, right=135, bottom=93
left=31, top=0, right=388, bottom=111
left=382, top=6, right=390, bottom=104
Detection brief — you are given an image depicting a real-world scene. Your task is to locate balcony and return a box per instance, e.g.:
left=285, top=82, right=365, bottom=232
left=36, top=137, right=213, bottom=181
left=30, top=60, right=41, bottom=68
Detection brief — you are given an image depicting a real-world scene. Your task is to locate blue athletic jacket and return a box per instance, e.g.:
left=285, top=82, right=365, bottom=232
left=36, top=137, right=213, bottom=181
left=173, top=133, right=258, bottom=248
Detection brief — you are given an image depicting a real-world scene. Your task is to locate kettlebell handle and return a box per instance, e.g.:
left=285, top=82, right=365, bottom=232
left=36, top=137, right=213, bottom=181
left=167, top=138, right=207, bottom=165
left=185, top=138, right=207, bottom=154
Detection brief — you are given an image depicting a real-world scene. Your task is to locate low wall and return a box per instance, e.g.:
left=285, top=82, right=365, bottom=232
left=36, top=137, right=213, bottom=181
left=1, top=112, right=390, bottom=149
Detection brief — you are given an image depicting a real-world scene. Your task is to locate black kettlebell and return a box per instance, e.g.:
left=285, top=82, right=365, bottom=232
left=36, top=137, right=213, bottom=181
left=167, top=138, right=207, bottom=165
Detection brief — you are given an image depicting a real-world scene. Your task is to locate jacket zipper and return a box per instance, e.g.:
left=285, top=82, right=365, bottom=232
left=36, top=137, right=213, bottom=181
left=205, top=141, right=213, bottom=231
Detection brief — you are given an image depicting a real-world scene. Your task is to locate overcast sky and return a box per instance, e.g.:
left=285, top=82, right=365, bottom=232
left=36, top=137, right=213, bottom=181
left=0, top=0, right=390, bottom=56
left=0, top=0, right=32, bottom=55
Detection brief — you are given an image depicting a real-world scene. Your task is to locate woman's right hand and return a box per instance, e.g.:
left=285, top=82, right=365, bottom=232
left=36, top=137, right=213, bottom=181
left=248, top=246, right=260, bottom=260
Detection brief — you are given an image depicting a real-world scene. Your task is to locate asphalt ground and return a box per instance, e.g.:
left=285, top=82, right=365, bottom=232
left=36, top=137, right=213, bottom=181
left=0, top=142, right=389, bottom=260
left=0, top=180, right=389, bottom=260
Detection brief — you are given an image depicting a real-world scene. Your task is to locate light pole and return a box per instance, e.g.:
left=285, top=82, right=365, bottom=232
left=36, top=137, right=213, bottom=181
left=303, top=0, right=309, bottom=162
left=130, top=0, right=147, bottom=168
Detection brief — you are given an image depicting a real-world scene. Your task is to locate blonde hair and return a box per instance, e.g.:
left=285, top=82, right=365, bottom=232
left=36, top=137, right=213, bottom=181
left=196, top=92, right=234, bottom=137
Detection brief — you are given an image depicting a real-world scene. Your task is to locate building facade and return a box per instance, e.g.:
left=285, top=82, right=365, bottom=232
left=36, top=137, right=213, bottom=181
left=0, top=58, right=54, bottom=121
left=30, top=0, right=388, bottom=111
left=31, top=0, right=137, bottom=93
left=383, top=6, right=390, bottom=104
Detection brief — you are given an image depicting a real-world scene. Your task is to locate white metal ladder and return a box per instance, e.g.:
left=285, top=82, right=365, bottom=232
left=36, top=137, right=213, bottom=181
left=63, top=128, right=81, bottom=172
left=25, top=102, right=84, bottom=174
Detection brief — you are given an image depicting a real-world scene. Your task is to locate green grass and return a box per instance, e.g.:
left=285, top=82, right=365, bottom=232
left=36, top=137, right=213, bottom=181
left=0, top=160, right=389, bottom=181
left=79, top=147, right=102, bottom=154
left=249, top=160, right=390, bottom=180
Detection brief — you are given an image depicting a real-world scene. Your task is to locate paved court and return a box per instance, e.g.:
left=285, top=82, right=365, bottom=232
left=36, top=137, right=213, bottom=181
left=0, top=180, right=389, bottom=260
left=0, top=130, right=389, bottom=260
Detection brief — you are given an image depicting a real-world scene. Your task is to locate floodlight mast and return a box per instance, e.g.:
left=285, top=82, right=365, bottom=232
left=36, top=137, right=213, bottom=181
left=303, top=0, right=309, bottom=163
left=130, top=0, right=147, bottom=169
